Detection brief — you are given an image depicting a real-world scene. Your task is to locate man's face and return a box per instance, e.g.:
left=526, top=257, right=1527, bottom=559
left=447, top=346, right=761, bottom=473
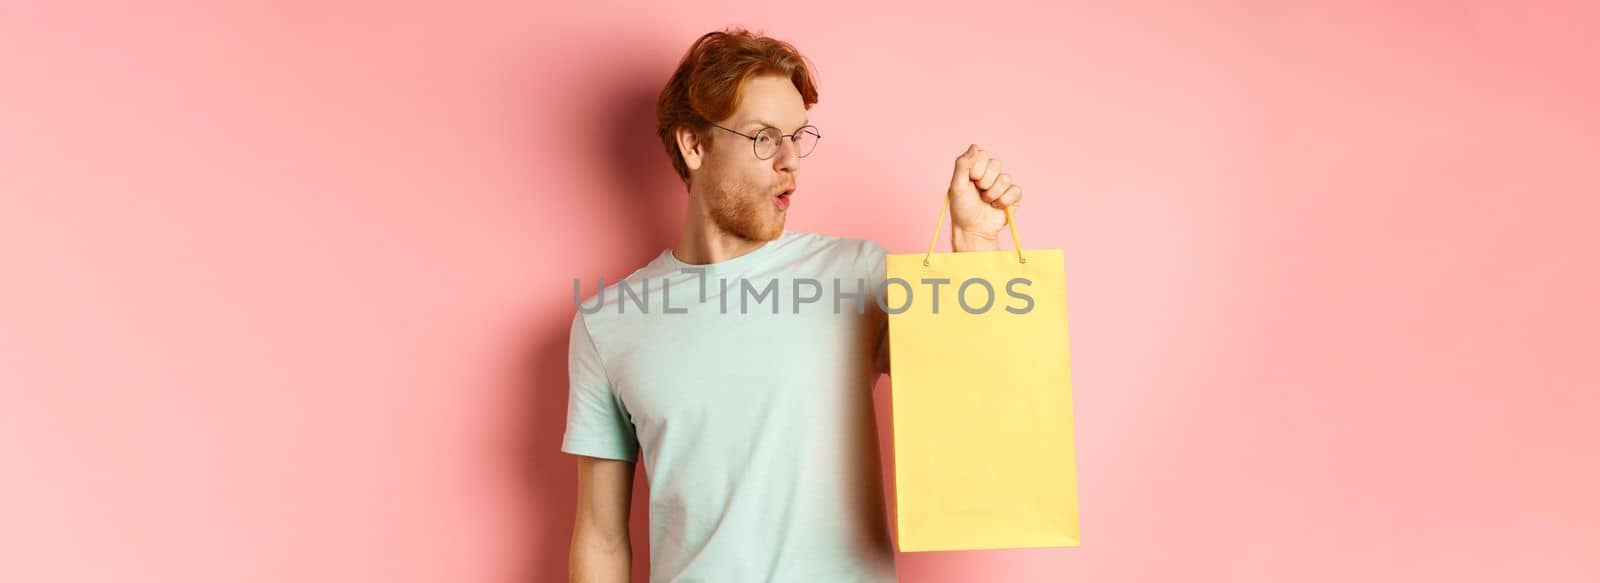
left=688, top=75, right=807, bottom=242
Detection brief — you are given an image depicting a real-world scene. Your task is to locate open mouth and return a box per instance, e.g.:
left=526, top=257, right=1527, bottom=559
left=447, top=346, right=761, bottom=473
left=774, top=187, right=794, bottom=210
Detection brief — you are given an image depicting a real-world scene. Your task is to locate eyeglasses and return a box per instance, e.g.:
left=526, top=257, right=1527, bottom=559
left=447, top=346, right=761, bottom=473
left=708, top=122, right=822, bottom=160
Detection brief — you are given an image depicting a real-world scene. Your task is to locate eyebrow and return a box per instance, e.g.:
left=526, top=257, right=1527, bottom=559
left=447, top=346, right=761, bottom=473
left=745, top=119, right=810, bottom=131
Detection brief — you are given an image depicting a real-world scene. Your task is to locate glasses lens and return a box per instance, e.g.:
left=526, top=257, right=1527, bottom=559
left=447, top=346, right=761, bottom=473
left=793, top=127, right=819, bottom=158
left=753, top=127, right=781, bottom=159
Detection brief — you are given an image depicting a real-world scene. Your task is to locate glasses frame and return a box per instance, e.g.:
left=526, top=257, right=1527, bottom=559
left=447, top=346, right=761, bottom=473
left=708, top=122, right=822, bottom=160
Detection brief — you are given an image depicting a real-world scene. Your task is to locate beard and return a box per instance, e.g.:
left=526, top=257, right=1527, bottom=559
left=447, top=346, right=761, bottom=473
left=702, top=173, right=785, bottom=242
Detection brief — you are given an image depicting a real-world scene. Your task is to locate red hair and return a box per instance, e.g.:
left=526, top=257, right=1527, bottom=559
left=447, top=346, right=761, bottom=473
left=656, top=27, right=820, bottom=185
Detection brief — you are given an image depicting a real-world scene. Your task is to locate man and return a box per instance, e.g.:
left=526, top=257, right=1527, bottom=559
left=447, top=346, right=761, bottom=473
left=563, top=27, right=1024, bottom=582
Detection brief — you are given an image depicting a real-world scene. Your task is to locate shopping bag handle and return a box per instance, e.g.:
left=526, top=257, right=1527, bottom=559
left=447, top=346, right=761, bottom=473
left=923, top=196, right=1027, bottom=267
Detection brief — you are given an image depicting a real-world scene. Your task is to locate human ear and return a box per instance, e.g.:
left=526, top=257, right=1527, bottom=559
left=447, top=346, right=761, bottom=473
left=676, top=125, right=705, bottom=172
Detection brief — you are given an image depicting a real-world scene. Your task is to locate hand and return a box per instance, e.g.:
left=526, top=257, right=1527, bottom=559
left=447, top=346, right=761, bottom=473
left=947, top=144, right=1023, bottom=251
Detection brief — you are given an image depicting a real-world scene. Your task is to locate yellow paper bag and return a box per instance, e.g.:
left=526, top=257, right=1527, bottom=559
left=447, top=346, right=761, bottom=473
left=884, top=199, right=1080, bottom=552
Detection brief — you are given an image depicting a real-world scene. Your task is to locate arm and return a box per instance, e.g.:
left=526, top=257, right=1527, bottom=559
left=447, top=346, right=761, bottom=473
left=877, top=145, right=1019, bottom=375
left=952, top=226, right=1000, bottom=252
left=569, top=455, right=636, bottom=583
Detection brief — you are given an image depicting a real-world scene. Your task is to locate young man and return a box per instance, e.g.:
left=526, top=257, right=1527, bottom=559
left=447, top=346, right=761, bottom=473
left=563, top=27, right=1024, bottom=582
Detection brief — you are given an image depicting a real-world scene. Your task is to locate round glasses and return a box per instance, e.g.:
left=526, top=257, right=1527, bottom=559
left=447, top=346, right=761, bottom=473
left=709, top=122, right=821, bottom=160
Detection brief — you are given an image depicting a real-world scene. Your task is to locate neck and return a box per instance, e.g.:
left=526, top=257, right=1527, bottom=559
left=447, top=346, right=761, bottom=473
left=672, top=199, right=769, bottom=266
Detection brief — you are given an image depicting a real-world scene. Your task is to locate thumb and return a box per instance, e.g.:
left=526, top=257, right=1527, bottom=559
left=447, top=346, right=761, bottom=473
left=950, top=144, right=980, bottom=189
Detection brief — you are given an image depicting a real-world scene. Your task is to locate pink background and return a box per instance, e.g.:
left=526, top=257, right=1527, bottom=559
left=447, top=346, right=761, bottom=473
left=3, top=1, right=1597, bottom=581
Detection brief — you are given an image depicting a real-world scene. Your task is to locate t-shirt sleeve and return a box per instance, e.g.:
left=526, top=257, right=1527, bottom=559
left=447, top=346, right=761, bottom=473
left=862, top=239, right=891, bottom=378
left=560, top=312, right=640, bottom=461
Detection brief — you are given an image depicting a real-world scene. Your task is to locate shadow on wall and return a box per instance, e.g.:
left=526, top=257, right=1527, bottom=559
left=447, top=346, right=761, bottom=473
left=506, top=43, right=688, bottom=583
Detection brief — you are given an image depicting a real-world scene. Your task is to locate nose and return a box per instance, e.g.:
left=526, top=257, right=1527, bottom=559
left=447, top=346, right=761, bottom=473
left=773, top=137, right=801, bottom=172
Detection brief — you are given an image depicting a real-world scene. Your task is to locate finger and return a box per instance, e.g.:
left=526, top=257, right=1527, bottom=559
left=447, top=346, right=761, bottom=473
left=955, top=144, right=979, bottom=168
left=977, top=159, right=1003, bottom=190
left=981, top=173, right=1012, bottom=202
left=969, top=149, right=992, bottom=181
left=950, top=144, right=980, bottom=189
left=993, top=184, right=1022, bottom=208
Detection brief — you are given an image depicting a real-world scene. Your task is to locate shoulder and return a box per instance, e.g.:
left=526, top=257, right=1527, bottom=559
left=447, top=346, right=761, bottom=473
left=783, top=229, right=886, bottom=265
left=571, top=252, right=676, bottom=322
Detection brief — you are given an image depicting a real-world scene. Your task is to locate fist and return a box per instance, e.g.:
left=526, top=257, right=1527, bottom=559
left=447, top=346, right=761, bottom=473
left=947, top=144, right=1023, bottom=238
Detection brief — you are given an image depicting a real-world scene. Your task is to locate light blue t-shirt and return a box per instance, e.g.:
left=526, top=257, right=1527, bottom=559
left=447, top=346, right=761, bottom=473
left=561, top=229, right=896, bottom=582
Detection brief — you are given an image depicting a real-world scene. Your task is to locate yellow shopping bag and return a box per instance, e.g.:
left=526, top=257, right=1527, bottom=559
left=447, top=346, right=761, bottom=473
left=884, top=199, right=1079, bottom=552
